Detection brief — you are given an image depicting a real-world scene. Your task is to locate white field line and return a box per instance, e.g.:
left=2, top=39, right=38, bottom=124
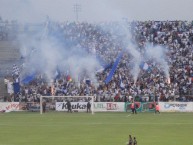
left=0, top=144, right=15, bottom=145
left=0, top=122, right=193, bottom=127
left=2, top=113, right=192, bottom=119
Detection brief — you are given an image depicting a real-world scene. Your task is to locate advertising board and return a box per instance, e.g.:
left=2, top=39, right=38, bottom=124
left=159, top=102, right=193, bottom=112
left=0, top=102, right=20, bottom=112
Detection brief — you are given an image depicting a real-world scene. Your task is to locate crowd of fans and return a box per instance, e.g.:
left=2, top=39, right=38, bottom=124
left=3, top=20, right=193, bottom=102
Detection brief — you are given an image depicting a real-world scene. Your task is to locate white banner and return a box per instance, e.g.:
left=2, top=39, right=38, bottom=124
left=56, top=102, right=125, bottom=112
left=159, top=102, right=193, bottom=112
left=94, top=102, right=125, bottom=112
left=3, top=102, right=193, bottom=113
left=56, top=102, right=88, bottom=111
left=0, top=102, right=20, bottom=112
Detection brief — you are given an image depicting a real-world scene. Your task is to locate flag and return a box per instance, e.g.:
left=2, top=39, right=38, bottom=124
left=140, top=62, right=149, bottom=70
left=22, top=73, right=36, bottom=84
left=13, top=82, right=20, bottom=94
left=143, top=62, right=149, bottom=70
left=105, top=51, right=124, bottom=84
left=85, top=79, right=91, bottom=86
left=12, top=64, right=20, bottom=76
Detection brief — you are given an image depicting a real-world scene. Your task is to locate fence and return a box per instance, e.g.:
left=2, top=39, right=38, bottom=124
left=1, top=101, right=193, bottom=113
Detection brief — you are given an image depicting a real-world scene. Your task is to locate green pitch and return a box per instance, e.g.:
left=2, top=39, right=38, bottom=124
left=0, top=112, right=193, bottom=145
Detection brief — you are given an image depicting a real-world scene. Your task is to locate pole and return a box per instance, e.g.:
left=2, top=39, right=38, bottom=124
left=73, top=3, right=81, bottom=22
left=91, top=96, right=94, bottom=115
left=40, top=96, right=42, bottom=114
left=154, top=85, right=156, bottom=102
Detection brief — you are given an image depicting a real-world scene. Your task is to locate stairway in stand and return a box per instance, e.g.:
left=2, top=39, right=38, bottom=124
left=0, top=40, right=20, bottom=101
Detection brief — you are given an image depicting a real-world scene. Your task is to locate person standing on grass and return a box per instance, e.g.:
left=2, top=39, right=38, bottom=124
left=131, top=102, right=134, bottom=114
left=66, top=100, right=72, bottom=113
left=134, top=103, right=137, bottom=114
left=133, top=137, right=137, bottom=145
left=42, top=101, right=46, bottom=113
left=87, top=101, right=91, bottom=113
left=155, top=103, right=160, bottom=114
left=128, top=135, right=133, bottom=145
left=131, top=101, right=137, bottom=114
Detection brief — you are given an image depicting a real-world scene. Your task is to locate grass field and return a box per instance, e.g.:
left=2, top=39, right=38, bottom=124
left=0, top=112, right=193, bottom=145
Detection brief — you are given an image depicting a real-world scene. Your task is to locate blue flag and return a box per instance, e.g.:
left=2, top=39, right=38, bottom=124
left=22, top=73, right=36, bottom=84
left=105, top=51, right=124, bottom=84
left=13, top=82, right=20, bottom=94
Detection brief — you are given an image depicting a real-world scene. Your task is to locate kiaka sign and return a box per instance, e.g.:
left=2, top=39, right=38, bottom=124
left=55, top=102, right=125, bottom=112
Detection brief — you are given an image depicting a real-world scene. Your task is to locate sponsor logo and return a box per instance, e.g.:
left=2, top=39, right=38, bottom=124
left=0, top=103, right=20, bottom=112
left=164, top=103, right=170, bottom=109
left=5, top=103, right=19, bottom=110
left=57, top=102, right=87, bottom=110
left=94, top=103, right=105, bottom=109
left=106, top=103, right=119, bottom=110
left=126, top=102, right=141, bottom=110
left=164, top=103, right=187, bottom=110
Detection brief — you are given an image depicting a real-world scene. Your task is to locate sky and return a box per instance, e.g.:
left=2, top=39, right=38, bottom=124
left=0, top=0, right=193, bottom=23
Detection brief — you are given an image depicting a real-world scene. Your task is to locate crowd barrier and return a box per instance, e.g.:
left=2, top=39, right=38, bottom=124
left=1, top=102, right=193, bottom=112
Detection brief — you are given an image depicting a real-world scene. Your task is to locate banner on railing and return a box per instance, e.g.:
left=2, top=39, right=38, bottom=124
left=0, top=102, right=20, bottom=112
left=94, top=102, right=125, bottom=112
left=125, top=102, right=155, bottom=112
left=55, top=102, right=125, bottom=112
left=1, top=102, right=193, bottom=112
left=56, top=102, right=87, bottom=111
left=159, top=102, right=193, bottom=112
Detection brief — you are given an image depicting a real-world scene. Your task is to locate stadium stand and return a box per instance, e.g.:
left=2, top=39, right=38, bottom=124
left=0, top=20, right=192, bottom=103
left=0, top=18, right=20, bottom=90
